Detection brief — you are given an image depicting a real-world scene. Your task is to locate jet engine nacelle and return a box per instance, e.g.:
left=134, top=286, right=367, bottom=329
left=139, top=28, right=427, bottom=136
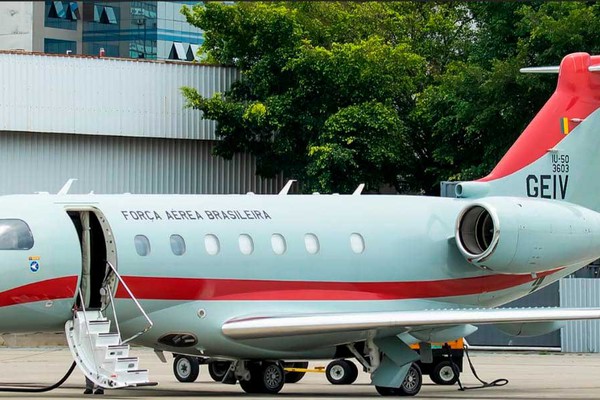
left=455, top=197, right=600, bottom=274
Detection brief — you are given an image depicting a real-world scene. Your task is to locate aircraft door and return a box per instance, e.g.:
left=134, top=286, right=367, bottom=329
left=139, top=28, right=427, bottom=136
left=67, top=209, right=117, bottom=309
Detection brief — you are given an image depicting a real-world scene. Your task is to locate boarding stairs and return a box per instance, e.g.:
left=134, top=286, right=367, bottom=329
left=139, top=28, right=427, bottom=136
left=65, top=262, right=154, bottom=389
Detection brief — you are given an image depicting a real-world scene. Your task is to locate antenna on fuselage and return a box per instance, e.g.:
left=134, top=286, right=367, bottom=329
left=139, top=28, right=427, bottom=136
left=352, top=183, right=365, bottom=195
left=58, top=178, right=77, bottom=195
left=279, top=180, right=296, bottom=195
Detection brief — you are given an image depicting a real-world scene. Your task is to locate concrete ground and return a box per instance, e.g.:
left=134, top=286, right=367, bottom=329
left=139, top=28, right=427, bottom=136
left=0, top=348, right=598, bottom=399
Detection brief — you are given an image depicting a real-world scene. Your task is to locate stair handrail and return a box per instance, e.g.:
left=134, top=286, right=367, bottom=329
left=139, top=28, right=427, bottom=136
left=105, top=285, right=121, bottom=341
left=105, top=261, right=153, bottom=344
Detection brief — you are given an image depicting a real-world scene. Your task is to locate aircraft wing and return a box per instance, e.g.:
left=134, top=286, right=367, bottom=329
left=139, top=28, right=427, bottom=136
left=222, top=307, right=600, bottom=339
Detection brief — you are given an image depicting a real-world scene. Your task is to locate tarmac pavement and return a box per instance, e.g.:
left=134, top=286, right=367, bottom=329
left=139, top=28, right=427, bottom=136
left=0, top=348, right=598, bottom=399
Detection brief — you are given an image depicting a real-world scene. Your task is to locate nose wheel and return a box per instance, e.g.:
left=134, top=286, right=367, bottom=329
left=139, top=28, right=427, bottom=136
left=173, top=355, right=200, bottom=383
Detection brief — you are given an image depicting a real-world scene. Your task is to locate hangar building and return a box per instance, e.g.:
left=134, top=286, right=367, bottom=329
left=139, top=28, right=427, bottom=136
left=0, top=50, right=284, bottom=195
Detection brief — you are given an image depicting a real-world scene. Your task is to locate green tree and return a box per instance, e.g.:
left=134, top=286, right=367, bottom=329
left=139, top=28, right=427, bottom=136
left=182, top=2, right=426, bottom=193
left=182, top=1, right=600, bottom=195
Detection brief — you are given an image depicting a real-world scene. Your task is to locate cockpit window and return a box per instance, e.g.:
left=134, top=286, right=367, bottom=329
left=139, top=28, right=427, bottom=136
left=0, top=219, right=34, bottom=250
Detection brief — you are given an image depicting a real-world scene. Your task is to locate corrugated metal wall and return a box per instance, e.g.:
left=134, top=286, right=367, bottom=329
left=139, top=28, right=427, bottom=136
left=0, top=130, right=284, bottom=195
left=0, top=52, right=238, bottom=140
left=560, top=278, right=600, bottom=352
left=466, top=282, right=561, bottom=348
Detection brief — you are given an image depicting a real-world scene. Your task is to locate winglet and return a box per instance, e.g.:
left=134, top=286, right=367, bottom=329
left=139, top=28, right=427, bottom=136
left=58, top=179, right=77, bottom=195
left=352, top=183, right=365, bottom=195
left=279, top=180, right=296, bottom=195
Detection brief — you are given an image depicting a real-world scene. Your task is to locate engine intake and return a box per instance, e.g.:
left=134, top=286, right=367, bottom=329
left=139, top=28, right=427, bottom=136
left=457, top=205, right=497, bottom=261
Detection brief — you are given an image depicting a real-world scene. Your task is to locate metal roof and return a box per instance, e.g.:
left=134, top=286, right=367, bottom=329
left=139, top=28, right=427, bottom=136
left=0, top=51, right=238, bottom=140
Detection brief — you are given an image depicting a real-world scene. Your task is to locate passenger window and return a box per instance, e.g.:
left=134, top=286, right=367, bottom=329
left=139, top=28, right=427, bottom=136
left=350, top=233, right=365, bottom=254
left=271, top=234, right=286, bottom=255
left=170, top=234, right=186, bottom=256
left=204, top=234, right=220, bottom=255
left=0, top=219, right=34, bottom=250
left=134, top=235, right=151, bottom=256
left=304, top=233, right=320, bottom=255
left=239, top=234, right=254, bottom=255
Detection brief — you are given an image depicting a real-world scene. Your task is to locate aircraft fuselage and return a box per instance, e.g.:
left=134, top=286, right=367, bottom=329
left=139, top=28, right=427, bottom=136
left=0, top=194, right=584, bottom=359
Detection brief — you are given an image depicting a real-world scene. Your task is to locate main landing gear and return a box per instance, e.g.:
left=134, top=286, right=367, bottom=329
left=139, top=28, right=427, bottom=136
left=239, top=362, right=286, bottom=394
left=375, top=363, right=422, bottom=397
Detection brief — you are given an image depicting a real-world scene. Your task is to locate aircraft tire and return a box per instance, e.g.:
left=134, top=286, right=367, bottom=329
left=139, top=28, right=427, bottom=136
left=173, top=355, right=200, bottom=383
left=326, top=359, right=359, bottom=385
left=375, top=363, right=422, bottom=397
left=284, top=362, right=308, bottom=383
left=240, top=362, right=285, bottom=394
left=208, top=360, right=232, bottom=382
left=430, top=361, right=459, bottom=385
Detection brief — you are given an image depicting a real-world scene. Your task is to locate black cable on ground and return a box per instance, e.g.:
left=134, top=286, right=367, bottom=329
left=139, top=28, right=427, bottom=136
left=445, top=343, right=508, bottom=391
left=0, top=361, right=77, bottom=392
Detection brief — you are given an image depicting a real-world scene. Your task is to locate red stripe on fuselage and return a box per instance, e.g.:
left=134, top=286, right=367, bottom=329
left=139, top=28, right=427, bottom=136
left=0, top=276, right=78, bottom=307
left=115, top=269, right=562, bottom=301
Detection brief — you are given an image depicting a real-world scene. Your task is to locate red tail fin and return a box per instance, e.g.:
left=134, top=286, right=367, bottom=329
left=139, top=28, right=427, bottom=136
left=479, top=53, right=600, bottom=182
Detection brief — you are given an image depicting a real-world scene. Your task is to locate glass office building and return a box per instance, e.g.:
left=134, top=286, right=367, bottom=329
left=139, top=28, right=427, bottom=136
left=40, top=1, right=204, bottom=60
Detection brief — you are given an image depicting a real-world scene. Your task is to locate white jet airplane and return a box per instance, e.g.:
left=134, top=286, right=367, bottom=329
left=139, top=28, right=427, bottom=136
left=1, top=52, right=600, bottom=397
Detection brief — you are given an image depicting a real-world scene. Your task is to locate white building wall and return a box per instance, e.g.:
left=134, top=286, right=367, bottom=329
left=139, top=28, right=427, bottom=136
left=0, top=51, right=238, bottom=140
left=0, top=131, right=284, bottom=195
left=0, top=3, right=34, bottom=51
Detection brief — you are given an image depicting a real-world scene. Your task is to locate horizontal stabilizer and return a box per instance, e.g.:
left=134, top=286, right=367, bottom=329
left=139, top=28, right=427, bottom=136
left=520, top=66, right=559, bottom=74
left=222, top=307, right=600, bottom=339
left=520, top=65, right=600, bottom=73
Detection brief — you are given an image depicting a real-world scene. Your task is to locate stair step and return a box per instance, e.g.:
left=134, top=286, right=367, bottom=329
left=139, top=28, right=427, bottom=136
left=100, top=345, right=130, bottom=360
left=112, top=369, right=149, bottom=385
left=76, top=310, right=106, bottom=321
left=86, top=320, right=111, bottom=334
left=93, top=333, right=120, bottom=347
left=102, top=357, right=139, bottom=373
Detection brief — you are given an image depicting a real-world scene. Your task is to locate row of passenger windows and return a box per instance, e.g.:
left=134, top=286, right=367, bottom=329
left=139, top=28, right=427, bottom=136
left=134, top=233, right=366, bottom=257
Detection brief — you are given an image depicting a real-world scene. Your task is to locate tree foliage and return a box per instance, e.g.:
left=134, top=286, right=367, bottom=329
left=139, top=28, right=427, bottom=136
left=182, top=2, right=600, bottom=194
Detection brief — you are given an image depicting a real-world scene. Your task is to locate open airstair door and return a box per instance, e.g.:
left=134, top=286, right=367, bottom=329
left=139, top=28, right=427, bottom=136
left=64, top=208, right=151, bottom=389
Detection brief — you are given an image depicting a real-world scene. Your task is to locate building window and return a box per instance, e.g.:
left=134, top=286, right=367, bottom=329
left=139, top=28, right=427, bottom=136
left=350, top=233, right=365, bottom=254
left=93, top=5, right=118, bottom=24
left=170, top=234, right=186, bottom=256
left=238, top=234, right=254, bottom=255
left=204, top=234, right=220, bottom=256
left=186, top=44, right=200, bottom=61
left=304, top=234, right=320, bottom=255
left=0, top=219, right=34, bottom=250
left=168, top=42, right=186, bottom=60
left=45, top=1, right=78, bottom=30
left=271, top=234, right=286, bottom=255
left=134, top=235, right=151, bottom=256
left=44, top=39, right=77, bottom=55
